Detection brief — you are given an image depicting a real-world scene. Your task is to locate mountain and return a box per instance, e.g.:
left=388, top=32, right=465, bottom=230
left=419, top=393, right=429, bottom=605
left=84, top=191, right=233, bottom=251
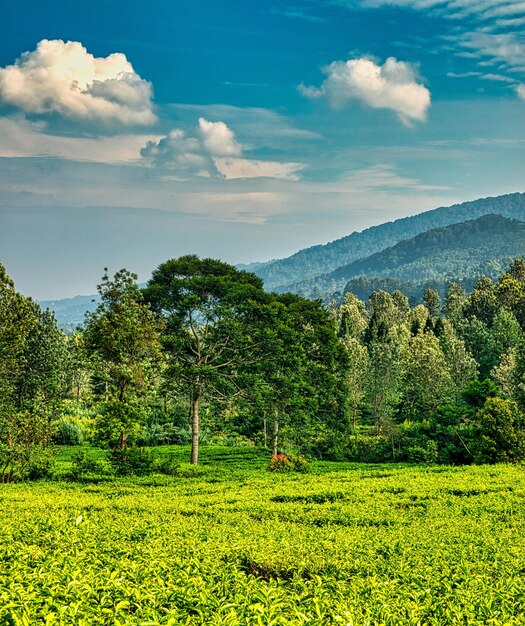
left=40, top=193, right=525, bottom=329
left=40, top=294, right=100, bottom=333
left=289, top=214, right=525, bottom=299
left=247, top=192, right=525, bottom=291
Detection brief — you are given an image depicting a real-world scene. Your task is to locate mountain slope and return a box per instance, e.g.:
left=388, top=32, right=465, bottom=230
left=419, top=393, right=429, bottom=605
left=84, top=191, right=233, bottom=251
left=289, top=214, right=525, bottom=297
left=249, top=193, right=525, bottom=291
left=40, top=294, right=100, bottom=332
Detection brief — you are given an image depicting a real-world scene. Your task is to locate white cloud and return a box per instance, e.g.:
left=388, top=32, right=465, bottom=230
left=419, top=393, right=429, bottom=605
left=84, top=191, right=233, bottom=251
left=300, top=56, right=431, bottom=125
left=0, top=39, right=156, bottom=125
left=517, top=84, right=525, bottom=100
left=141, top=118, right=304, bottom=180
left=141, top=128, right=213, bottom=176
left=214, top=157, right=304, bottom=180
left=458, top=32, right=525, bottom=67
left=355, top=0, right=525, bottom=21
left=198, top=118, right=242, bottom=156
left=0, top=117, right=161, bottom=162
left=348, top=1, right=525, bottom=79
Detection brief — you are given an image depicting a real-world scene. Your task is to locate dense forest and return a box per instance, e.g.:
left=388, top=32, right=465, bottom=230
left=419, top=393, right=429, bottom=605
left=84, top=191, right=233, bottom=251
left=291, top=214, right=525, bottom=298
left=3, top=254, right=525, bottom=481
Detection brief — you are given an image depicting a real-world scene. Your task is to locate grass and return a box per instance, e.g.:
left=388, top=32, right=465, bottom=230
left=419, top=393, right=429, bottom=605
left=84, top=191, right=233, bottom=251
left=2, top=446, right=525, bottom=624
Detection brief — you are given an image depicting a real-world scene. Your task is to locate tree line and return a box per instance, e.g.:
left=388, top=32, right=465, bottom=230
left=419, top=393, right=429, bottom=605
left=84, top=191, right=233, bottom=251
left=2, top=255, right=525, bottom=480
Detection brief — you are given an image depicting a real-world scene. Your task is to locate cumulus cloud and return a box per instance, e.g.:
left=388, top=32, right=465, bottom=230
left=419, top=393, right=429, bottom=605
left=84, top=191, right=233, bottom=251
left=0, top=39, right=156, bottom=125
left=517, top=84, right=525, bottom=100
left=141, top=118, right=304, bottom=180
left=198, top=118, right=242, bottom=156
left=300, top=57, right=431, bottom=125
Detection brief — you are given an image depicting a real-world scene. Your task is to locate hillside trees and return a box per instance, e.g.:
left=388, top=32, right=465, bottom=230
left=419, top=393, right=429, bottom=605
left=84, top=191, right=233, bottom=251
left=145, top=256, right=350, bottom=463
left=0, top=264, right=69, bottom=480
left=264, top=293, right=349, bottom=455
left=144, top=256, right=269, bottom=464
left=84, top=269, right=163, bottom=449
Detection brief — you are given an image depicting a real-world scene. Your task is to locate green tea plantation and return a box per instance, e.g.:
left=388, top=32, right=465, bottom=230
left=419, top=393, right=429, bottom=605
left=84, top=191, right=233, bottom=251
left=2, top=447, right=525, bottom=625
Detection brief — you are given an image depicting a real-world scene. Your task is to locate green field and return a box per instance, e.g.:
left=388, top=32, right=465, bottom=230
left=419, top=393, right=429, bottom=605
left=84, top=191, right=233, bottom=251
left=2, top=447, right=525, bottom=625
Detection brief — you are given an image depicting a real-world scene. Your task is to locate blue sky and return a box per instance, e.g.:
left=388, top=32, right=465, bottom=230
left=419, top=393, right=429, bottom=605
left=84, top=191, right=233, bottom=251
left=1, top=0, right=525, bottom=298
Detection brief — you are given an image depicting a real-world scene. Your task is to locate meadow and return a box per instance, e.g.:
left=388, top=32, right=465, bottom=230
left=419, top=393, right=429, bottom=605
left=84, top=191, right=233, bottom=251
left=2, top=447, right=525, bottom=625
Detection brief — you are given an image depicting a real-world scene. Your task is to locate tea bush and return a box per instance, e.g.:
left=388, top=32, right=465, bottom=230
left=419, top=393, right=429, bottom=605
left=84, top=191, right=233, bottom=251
left=2, top=447, right=525, bottom=624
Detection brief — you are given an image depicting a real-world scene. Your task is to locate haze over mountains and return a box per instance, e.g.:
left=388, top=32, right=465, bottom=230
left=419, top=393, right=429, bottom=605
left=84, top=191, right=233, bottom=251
left=42, top=192, right=525, bottom=330
left=242, top=193, right=525, bottom=292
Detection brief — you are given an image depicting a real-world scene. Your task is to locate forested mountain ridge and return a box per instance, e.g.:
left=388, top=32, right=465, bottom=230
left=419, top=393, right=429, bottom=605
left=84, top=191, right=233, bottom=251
left=247, top=193, right=525, bottom=291
left=41, top=193, right=525, bottom=329
left=288, top=214, right=525, bottom=298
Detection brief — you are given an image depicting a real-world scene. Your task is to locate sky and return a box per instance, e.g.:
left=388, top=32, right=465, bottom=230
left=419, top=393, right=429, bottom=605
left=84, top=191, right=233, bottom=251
left=1, top=0, right=525, bottom=299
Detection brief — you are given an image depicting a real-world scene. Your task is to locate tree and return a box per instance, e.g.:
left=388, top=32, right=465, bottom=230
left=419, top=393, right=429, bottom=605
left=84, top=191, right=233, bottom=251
left=84, top=269, right=162, bottom=449
left=400, top=330, right=454, bottom=421
left=473, top=397, right=525, bottom=463
left=423, top=288, right=441, bottom=320
left=366, top=338, right=402, bottom=433
left=438, top=319, right=478, bottom=401
left=444, top=282, right=467, bottom=326
left=22, top=309, right=70, bottom=408
left=464, top=277, right=497, bottom=325
left=343, top=336, right=369, bottom=431
left=144, top=256, right=266, bottom=464
left=0, top=264, right=60, bottom=480
left=263, top=293, right=349, bottom=456
left=335, top=293, right=368, bottom=340
left=491, top=349, right=517, bottom=400
left=0, top=264, right=40, bottom=414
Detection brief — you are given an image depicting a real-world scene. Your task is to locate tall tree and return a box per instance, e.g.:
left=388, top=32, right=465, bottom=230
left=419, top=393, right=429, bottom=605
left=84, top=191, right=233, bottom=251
left=0, top=264, right=60, bottom=481
left=443, top=282, right=467, bottom=326
left=438, top=319, right=478, bottom=401
left=84, top=269, right=162, bottom=448
left=144, top=256, right=266, bottom=464
left=400, top=330, right=454, bottom=421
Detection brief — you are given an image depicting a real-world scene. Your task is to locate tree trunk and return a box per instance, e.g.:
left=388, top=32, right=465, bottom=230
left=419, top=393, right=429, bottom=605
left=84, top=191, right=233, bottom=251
left=272, top=411, right=279, bottom=456
left=191, top=391, right=200, bottom=465
left=263, top=416, right=268, bottom=449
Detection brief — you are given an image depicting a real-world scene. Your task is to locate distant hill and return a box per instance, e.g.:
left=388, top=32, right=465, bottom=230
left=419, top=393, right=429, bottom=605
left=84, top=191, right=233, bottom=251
left=41, top=193, right=525, bottom=329
left=40, top=294, right=100, bottom=333
left=247, top=193, right=525, bottom=291
left=289, top=214, right=525, bottom=298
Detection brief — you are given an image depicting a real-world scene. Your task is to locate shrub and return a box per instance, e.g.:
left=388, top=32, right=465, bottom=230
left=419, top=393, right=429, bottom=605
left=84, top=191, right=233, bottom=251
left=24, top=452, right=55, bottom=480
left=0, top=411, right=54, bottom=482
left=345, top=435, right=394, bottom=463
left=154, top=455, right=181, bottom=476
left=108, top=447, right=154, bottom=476
left=406, top=440, right=438, bottom=464
left=68, top=450, right=108, bottom=480
left=472, top=397, right=525, bottom=463
left=53, top=421, right=83, bottom=446
left=268, top=453, right=309, bottom=473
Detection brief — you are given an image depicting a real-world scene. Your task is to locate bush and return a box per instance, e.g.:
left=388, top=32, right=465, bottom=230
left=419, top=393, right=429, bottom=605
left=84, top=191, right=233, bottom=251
left=406, top=440, right=438, bottom=464
left=472, top=397, right=525, bottom=463
left=268, top=453, right=309, bottom=473
left=0, top=411, right=54, bottom=482
left=68, top=450, right=108, bottom=480
left=53, top=421, right=83, bottom=446
left=24, top=452, right=55, bottom=480
left=144, top=423, right=192, bottom=446
left=344, top=435, right=395, bottom=463
left=108, top=447, right=154, bottom=476
left=154, top=455, right=181, bottom=476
